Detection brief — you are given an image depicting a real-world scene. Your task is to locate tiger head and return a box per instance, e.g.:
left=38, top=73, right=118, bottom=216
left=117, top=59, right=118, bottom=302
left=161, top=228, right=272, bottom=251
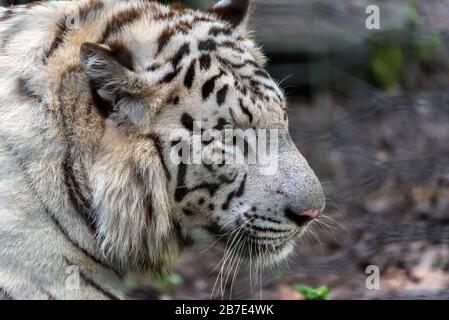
left=81, top=0, right=325, bottom=274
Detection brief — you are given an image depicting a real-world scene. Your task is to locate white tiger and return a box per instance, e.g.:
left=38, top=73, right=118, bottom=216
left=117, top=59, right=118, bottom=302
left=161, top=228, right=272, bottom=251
left=0, top=0, right=325, bottom=299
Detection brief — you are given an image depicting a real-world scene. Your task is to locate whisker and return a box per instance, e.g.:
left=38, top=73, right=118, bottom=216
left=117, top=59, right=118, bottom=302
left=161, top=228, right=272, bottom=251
left=210, top=218, right=254, bottom=299
left=200, top=217, right=241, bottom=254
left=228, top=233, right=245, bottom=299
left=320, top=214, right=346, bottom=231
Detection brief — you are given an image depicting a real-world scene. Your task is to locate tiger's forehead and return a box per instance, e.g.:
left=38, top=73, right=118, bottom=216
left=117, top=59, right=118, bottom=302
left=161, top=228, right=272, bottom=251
left=110, top=5, right=287, bottom=128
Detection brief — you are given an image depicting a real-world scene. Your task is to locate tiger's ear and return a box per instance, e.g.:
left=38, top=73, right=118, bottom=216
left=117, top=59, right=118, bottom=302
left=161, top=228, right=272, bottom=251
left=80, top=42, right=149, bottom=120
left=210, top=0, right=250, bottom=32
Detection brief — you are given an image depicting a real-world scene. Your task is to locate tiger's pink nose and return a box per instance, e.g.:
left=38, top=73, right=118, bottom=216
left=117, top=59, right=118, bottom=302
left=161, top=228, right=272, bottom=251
left=303, top=209, right=321, bottom=219
left=285, top=207, right=323, bottom=227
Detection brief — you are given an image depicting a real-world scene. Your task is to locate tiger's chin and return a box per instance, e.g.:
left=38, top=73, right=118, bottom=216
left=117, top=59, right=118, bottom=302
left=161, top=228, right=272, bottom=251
left=202, top=224, right=300, bottom=267
left=244, top=240, right=296, bottom=266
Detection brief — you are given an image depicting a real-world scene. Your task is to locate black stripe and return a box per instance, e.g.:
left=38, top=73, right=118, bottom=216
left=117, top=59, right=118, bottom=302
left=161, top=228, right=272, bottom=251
left=172, top=220, right=190, bottom=247
left=101, top=6, right=142, bottom=42
left=243, top=137, right=250, bottom=158
left=58, top=67, right=96, bottom=234
left=133, top=166, right=154, bottom=225
left=145, top=133, right=171, bottom=181
left=192, top=16, right=215, bottom=23
left=144, top=193, right=153, bottom=226
left=244, top=212, right=282, bottom=224
left=62, top=158, right=96, bottom=234
left=244, top=232, right=290, bottom=241
left=168, top=96, right=180, bottom=105
left=180, top=113, right=194, bottom=132
left=159, top=66, right=181, bottom=84
left=218, top=41, right=244, bottom=53
left=252, top=79, right=277, bottom=94
left=199, top=54, right=211, bottom=70
left=154, top=11, right=176, bottom=20
left=175, top=163, right=188, bottom=202
left=216, top=84, right=228, bottom=106
left=0, top=9, right=13, bottom=22
left=17, top=78, right=41, bottom=102
left=204, top=163, right=216, bottom=172
left=0, top=140, right=121, bottom=277
left=25, top=1, right=43, bottom=9
left=202, top=73, right=223, bottom=101
left=239, top=99, right=253, bottom=123
left=221, top=174, right=247, bottom=210
left=183, top=59, right=196, bottom=89
left=170, top=42, right=190, bottom=68
left=216, top=56, right=246, bottom=69
left=0, top=287, right=13, bottom=300
left=229, top=107, right=238, bottom=125
left=255, top=69, right=270, bottom=79
left=89, top=79, right=113, bottom=117
left=213, top=117, right=228, bottom=130
left=176, top=20, right=192, bottom=34
left=219, top=173, right=237, bottom=184
left=43, top=0, right=105, bottom=62
left=43, top=18, right=67, bottom=63
left=245, top=224, right=291, bottom=234
left=51, top=212, right=121, bottom=276
left=108, top=41, right=134, bottom=71
left=209, top=26, right=232, bottom=36
left=146, top=62, right=160, bottom=72
left=188, top=182, right=220, bottom=199
left=174, top=162, right=220, bottom=203
left=38, top=178, right=117, bottom=275
left=156, top=27, right=175, bottom=55
left=245, top=60, right=260, bottom=68
left=198, top=39, right=217, bottom=52
left=78, top=0, right=105, bottom=22
left=1, top=17, right=25, bottom=49
left=220, top=58, right=259, bottom=70
left=246, top=241, right=287, bottom=251
left=75, top=264, right=119, bottom=300
left=260, top=83, right=284, bottom=101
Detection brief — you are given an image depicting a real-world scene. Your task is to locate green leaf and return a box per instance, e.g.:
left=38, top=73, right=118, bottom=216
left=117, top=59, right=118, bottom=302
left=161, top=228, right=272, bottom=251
left=150, top=272, right=183, bottom=293
left=294, top=283, right=331, bottom=300
left=370, top=45, right=404, bottom=90
left=413, top=32, right=443, bottom=61
left=405, top=3, right=419, bottom=27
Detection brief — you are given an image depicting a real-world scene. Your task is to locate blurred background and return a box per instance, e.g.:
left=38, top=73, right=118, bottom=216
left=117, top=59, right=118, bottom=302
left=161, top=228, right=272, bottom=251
left=3, top=0, right=449, bottom=300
